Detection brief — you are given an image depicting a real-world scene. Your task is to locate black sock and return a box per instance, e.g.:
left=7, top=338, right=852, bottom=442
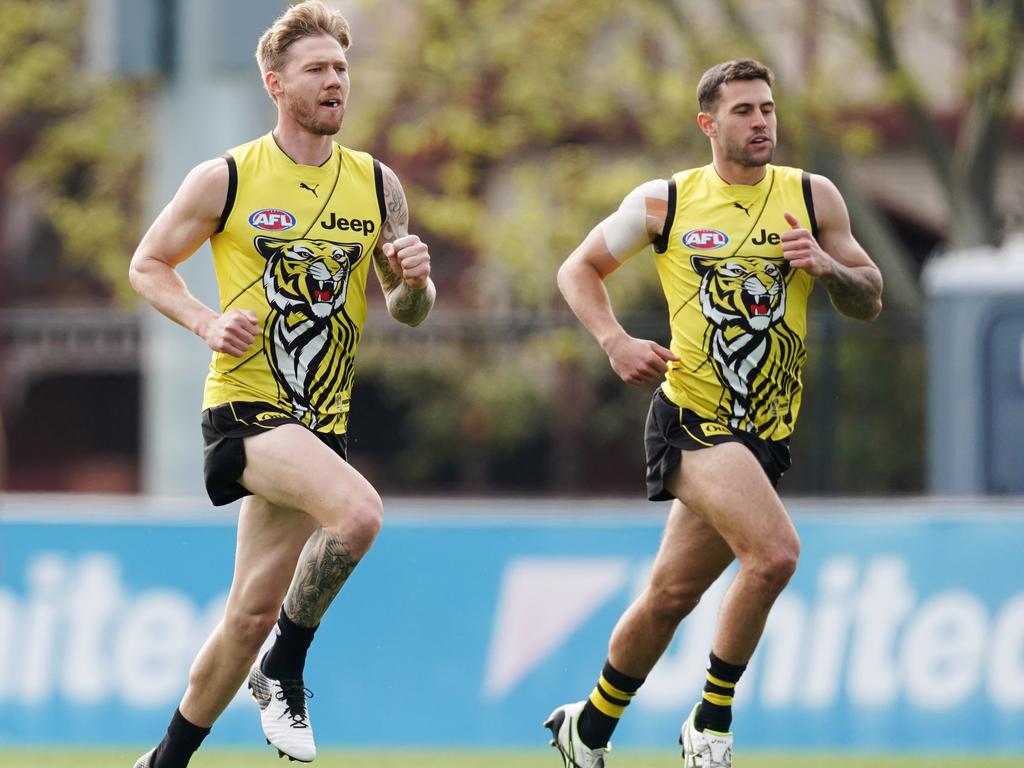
left=261, top=607, right=318, bottom=680
left=150, top=708, right=210, bottom=768
left=577, top=660, right=645, bottom=749
left=694, top=651, right=746, bottom=733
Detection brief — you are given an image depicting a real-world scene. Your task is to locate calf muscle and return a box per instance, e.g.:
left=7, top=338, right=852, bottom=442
left=285, top=528, right=359, bottom=627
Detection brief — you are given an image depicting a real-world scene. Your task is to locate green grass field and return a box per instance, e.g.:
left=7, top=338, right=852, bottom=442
left=1, top=751, right=1023, bottom=768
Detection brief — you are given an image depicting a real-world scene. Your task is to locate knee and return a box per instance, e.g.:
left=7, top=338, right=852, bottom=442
left=223, top=604, right=279, bottom=654
left=746, top=540, right=800, bottom=599
left=646, top=580, right=704, bottom=625
left=325, top=491, right=382, bottom=559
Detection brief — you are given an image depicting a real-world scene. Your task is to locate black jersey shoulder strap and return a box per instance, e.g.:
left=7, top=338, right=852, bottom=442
left=652, top=177, right=677, bottom=254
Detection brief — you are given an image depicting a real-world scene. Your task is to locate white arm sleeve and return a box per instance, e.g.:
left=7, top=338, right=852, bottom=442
left=598, top=179, right=670, bottom=262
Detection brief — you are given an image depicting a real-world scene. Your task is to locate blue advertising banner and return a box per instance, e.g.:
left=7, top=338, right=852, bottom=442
left=0, top=496, right=1022, bottom=752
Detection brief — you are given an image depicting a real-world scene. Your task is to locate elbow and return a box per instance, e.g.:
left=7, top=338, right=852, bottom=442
left=851, top=273, right=883, bottom=322
left=129, top=250, right=171, bottom=299
left=558, top=250, right=612, bottom=301
left=556, top=260, right=575, bottom=301
left=865, top=273, right=884, bottom=321
left=387, top=280, right=435, bottom=327
left=857, top=296, right=883, bottom=323
left=128, top=256, right=146, bottom=296
left=865, top=280, right=884, bottom=321
left=868, top=296, right=883, bottom=322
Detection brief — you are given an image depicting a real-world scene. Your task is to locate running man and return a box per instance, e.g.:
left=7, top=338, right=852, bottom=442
left=546, top=58, right=882, bottom=768
left=129, top=2, right=435, bottom=765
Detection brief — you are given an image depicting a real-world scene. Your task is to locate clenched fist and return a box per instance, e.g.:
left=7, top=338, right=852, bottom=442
left=382, top=234, right=431, bottom=291
left=201, top=309, right=259, bottom=357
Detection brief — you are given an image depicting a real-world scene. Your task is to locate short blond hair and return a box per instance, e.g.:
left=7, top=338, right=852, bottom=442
left=256, top=0, right=351, bottom=79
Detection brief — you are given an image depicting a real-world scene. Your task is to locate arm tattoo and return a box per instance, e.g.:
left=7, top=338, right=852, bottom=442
left=385, top=172, right=409, bottom=232
left=284, top=528, right=359, bottom=627
left=387, top=280, right=436, bottom=327
left=372, top=165, right=435, bottom=326
left=821, top=266, right=882, bottom=321
left=372, top=168, right=409, bottom=295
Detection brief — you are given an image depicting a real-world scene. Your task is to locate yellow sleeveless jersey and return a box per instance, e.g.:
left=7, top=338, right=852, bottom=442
left=202, top=133, right=386, bottom=434
left=653, top=164, right=817, bottom=440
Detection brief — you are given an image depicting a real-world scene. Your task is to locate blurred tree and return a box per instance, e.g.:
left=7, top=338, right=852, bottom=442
left=659, top=0, right=1024, bottom=311
left=0, top=0, right=149, bottom=304
left=865, top=0, right=1023, bottom=251
left=343, top=0, right=1020, bottom=495
left=8, top=1, right=1013, bottom=494
left=347, top=0, right=701, bottom=491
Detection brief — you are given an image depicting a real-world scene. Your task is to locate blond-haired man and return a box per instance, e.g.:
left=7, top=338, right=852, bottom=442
left=547, top=59, right=882, bottom=768
left=130, top=2, right=435, bottom=765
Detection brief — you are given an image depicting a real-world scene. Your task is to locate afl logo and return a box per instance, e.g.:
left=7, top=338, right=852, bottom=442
left=249, top=209, right=296, bottom=231
left=682, top=228, right=729, bottom=250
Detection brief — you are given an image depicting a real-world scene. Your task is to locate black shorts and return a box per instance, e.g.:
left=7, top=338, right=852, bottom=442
left=644, top=388, right=791, bottom=501
left=201, top=401, right=348, bottom=506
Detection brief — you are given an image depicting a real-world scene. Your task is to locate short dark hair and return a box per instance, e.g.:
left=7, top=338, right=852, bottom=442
left=697, top=59, right=775, bottom=113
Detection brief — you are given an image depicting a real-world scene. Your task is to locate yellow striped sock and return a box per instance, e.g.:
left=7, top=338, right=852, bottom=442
left=588, top=673, right=635, bottom=718
left=578, top=662, right=646, bottom=749
left=696, top=652, right=746, bottom=733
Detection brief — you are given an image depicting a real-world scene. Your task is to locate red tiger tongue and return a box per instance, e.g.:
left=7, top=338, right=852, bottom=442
left=750, top=304, right=767, bottom=315
left=314, top=289, right=331, bottom=302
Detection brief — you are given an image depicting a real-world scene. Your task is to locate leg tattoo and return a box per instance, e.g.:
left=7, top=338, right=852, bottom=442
left=285, top=529, right=359, bottom=627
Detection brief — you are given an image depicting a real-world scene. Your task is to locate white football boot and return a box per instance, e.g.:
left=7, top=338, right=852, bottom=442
left=132, top=748, right=155, bottom=768
left=544, top=700, right=610, bottom=768
left=679, top=702, right=733, bottom=768
left=248, top=654, right=316, bottom=763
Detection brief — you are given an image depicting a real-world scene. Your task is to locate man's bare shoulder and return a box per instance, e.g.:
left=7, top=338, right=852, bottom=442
left=805, top=172, right=847, bottom=225
left=185, top=157, right=230, bottom=195
left=377, top=160, right=403, bottom=196
left=805, top=171, right=840, bottom=194
left=176, top=157, right=230, bottom=220
left=627, top=178, right=670, bottom=201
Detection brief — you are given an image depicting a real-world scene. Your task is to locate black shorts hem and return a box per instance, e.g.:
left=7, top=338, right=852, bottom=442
left=201, top=401, right=348, bottom=506
left=643, top=388, right=791, bottom=501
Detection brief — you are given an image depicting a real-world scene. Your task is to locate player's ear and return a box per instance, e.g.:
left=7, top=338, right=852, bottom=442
left=697, top=111, right=716, bottom=138
left=265, top=70, right=283, bottom=101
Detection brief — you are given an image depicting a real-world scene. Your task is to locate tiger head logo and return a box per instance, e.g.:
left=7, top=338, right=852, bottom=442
left=692, top=255, right=789, bottom=333
left=253, top=235, right=366, bottom=431
left=255, top=236, right=363, bottom=320
left=691, top=255, right=795, bottom=433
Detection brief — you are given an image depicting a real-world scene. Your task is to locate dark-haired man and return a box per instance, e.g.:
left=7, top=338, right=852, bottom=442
left=546, top=58, right=882, bottom=768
